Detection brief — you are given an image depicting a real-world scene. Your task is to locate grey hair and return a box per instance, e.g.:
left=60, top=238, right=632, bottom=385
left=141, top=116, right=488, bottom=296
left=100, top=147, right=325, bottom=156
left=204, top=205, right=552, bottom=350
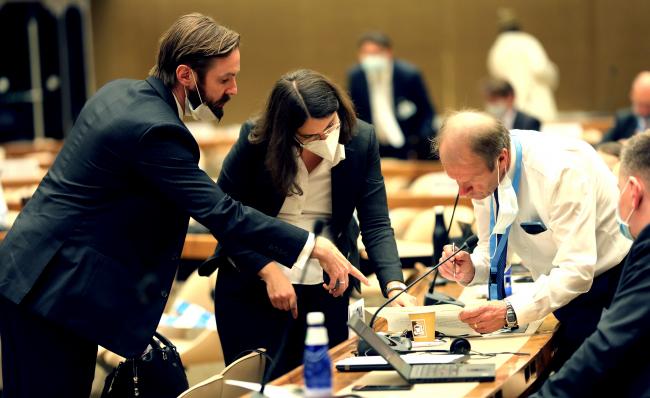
left=620, top=130, right=650, bottom=182
left=432, top=109, right=510, bottom=171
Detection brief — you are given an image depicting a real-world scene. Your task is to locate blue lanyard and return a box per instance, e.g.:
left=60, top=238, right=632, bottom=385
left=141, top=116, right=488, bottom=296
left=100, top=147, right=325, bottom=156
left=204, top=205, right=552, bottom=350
left=488, top=138, right=522, bottom=298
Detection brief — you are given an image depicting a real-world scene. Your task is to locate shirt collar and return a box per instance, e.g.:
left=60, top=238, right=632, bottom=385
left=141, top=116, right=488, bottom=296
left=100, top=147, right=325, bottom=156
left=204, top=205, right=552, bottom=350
left=172, top=93, right=184, bottom=120
left=506, top=138, right=518, bottom=180
left=503, top=108, right=516, bottom=130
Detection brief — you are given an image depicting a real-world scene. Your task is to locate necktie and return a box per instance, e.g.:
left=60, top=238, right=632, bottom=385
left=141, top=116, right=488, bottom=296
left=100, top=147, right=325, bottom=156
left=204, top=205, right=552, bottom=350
left=490, top=190, right=507, bottom=300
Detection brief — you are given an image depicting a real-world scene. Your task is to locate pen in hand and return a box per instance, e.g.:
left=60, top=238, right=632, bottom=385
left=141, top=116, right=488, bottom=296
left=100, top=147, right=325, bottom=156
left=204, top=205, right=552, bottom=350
left=452, top=242, right=457, bottom=280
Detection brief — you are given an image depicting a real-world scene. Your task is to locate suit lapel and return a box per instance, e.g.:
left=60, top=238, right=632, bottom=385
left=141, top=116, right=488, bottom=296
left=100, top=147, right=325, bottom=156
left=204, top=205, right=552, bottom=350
left=513, top=111, right=523, bottom=129
left=145, top=77, right=178, bottom=117
left=331, top=145, right=354, bottom=232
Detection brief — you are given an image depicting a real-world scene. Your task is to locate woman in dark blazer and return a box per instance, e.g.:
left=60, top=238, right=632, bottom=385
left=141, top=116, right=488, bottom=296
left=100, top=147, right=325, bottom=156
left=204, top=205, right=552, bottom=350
left=205, top=69, right=415, bottom=377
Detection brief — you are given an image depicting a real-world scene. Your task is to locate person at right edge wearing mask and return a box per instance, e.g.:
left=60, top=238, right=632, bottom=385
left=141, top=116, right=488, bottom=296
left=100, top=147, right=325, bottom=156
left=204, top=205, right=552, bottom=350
left=434, top=110, right=631, bottom=369
left=532, top=131, right=650, bottom=397
left=601, top=71, right=650, bottom=143
left=347, top=31, right=436, bottom=160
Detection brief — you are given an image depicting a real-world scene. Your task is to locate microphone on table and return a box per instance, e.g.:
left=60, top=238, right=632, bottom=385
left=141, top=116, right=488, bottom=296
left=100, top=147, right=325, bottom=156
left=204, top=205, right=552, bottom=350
left=357, top=235, right=479, bottom=356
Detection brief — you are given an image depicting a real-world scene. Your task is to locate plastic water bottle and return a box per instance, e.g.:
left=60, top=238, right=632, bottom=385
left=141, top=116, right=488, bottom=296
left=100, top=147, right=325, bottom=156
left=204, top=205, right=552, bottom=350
left=303, top=312, right=332, bottom=398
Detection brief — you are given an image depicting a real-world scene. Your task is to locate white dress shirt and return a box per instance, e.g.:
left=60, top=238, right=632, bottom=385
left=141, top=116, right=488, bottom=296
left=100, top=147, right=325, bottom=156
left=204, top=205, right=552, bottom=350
left=469, top=130, right=631, bottom=325
left=275, top=145, right=346, bottom=284
left=172, top=93, right=316, bottom=272
left=366, top=65, right=405, bottom=148
left=502, top=108, right=516, bottom=130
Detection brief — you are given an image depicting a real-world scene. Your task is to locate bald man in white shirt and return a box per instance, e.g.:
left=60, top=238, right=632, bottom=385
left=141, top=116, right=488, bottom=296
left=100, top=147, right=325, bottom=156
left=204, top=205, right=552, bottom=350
left=434, top=110, right=631, bottom=366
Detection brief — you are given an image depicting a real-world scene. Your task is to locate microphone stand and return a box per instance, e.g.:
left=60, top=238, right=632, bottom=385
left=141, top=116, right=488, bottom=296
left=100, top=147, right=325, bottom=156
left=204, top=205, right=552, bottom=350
left=357, top=235, right=477, bottom=356
left=425, top=192, right=466, bottom=307
left=369, top=235, right=478, bottom=329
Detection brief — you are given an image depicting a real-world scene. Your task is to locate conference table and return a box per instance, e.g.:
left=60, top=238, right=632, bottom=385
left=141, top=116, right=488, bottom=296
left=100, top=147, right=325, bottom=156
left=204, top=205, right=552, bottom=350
left=270, top=287, right=558, bottom=398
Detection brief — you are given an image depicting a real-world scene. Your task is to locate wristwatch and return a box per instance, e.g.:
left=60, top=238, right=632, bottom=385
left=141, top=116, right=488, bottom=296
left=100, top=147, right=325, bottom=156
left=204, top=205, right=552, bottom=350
left=386, top=281, right=407, bottom=296
left=504, top=299, right=518, bottom=328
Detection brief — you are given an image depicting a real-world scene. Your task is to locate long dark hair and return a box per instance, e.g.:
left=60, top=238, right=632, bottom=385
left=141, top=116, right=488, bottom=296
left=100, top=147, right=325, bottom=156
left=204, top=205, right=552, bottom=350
left=249, top=69, right=357, bottom=196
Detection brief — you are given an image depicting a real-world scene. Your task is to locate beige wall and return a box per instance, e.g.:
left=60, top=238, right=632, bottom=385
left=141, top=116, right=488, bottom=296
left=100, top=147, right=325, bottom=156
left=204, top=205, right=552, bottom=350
left=91, top=0, right=650, bottom=124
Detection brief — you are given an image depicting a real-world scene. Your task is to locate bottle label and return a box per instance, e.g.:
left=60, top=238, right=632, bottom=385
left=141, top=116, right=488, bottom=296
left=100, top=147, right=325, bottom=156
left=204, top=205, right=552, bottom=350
left=304, top=344, right=332, bottom=395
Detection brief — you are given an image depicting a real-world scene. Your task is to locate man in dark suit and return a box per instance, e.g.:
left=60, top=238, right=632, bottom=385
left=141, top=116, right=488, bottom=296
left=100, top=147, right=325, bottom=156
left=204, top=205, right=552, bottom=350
left=532, top=131, right=650, bottom=397
left=347, top=31, right=436, bottom=160
left=0, top=14, right=363, bottom=397
left=601, top=71, right=650, bottom=143
left=483, top=77, right=541, bottom=131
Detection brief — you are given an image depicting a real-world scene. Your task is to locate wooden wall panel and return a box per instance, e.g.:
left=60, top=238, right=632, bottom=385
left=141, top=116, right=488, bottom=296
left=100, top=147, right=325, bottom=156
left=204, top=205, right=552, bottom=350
left=90, top=0, right=650, bottom=124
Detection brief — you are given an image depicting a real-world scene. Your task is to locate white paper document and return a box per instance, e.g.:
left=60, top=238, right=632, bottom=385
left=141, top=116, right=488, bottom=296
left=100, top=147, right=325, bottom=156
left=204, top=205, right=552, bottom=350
left=365, top=305, right=538, bottom=337
left=365, top=305, right=481, bottom=336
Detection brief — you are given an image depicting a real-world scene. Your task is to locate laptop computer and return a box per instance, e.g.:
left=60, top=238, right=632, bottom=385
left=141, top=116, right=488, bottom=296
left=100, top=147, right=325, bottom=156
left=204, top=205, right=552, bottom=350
left=347, top=315, right=496, bottom=383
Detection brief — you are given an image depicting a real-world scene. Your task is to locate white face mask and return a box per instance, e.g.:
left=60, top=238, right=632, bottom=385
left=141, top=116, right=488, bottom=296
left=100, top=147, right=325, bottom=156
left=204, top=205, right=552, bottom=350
left=492, top=158, right=519, bottom=234
left=302, top=126, right=340, bottom=163
left=360, top=54, right=390, bottom=73
left=485, top=101, right=508, bottom=119
left=184, top=71, right=218, bottom=122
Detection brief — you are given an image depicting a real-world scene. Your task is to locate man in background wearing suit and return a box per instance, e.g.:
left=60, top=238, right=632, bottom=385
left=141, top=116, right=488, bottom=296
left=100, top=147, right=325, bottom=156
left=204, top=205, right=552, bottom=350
left=532, top=131, right=650, bottom=397
left=347, top=31, right=436, bottom=160
left=601, top=71, right=650, bottom=143
left=483, top=77, right=541, bottom=131
left=0, top=13, right=364, bottom=398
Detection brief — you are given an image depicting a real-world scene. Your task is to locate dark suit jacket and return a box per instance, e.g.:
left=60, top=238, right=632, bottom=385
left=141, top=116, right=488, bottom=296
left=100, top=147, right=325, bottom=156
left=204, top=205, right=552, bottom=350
left=513, top=110, right=541, bottom=131
left=601, top=109, right=639, bottom=143
left=202, top=119, right=404, bottom=294
left=0, top=77, right=309, bottom=357
left=347, top=60, right=435, bottom=160
left=533, top=225, right=650, bottom=397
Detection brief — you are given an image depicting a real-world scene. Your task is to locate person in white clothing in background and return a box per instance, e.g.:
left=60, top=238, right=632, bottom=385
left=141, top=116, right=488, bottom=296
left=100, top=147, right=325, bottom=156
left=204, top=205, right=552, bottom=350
left=488, top=8, right=558, bottom=122
left=434, top=110, right=631, bottom=368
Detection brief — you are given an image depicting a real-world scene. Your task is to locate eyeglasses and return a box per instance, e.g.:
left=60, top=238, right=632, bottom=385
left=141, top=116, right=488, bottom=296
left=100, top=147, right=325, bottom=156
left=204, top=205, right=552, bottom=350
left=296, top=120, right=340, bottom=144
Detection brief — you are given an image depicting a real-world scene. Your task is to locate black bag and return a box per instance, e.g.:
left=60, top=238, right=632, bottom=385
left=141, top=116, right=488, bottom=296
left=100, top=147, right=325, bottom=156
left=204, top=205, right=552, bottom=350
left=101, top=332, right=189, bottom=398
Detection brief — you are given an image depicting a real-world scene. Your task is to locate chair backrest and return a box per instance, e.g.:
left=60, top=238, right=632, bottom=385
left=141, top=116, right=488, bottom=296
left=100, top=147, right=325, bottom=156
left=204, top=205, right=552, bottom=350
left=177, top=374, right=223, bottom=398
left=220, top=349, right=267, bottom=398
left=402, top=206, right=475, bottom=243
left=388, top=207, right=421, bottom=239
left=408, top=172, right=459, bottom=196
left=176, top=349, right=266, bottom=398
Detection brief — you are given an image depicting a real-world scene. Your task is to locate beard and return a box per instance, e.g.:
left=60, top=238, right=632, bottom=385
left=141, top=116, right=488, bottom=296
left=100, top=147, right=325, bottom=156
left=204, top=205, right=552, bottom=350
left=187, top=82, right=230, bottom=121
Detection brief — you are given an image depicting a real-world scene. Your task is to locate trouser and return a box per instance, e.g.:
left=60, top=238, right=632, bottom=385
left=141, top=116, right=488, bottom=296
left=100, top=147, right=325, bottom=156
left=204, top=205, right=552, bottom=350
left=214, top=264, right=349, bottom=380
left=551, top=259, right=625, bottom=369
left=0, top=296, right=97, bottom=398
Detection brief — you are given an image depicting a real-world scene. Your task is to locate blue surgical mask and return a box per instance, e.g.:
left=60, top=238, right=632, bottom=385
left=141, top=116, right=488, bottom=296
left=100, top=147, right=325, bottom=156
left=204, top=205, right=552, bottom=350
left=616, top=182, right=635, bottom=240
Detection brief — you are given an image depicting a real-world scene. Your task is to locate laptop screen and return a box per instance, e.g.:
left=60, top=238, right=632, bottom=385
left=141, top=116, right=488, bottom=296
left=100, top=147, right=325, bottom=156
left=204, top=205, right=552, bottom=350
left=348, top=315, right=411, bottom=379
